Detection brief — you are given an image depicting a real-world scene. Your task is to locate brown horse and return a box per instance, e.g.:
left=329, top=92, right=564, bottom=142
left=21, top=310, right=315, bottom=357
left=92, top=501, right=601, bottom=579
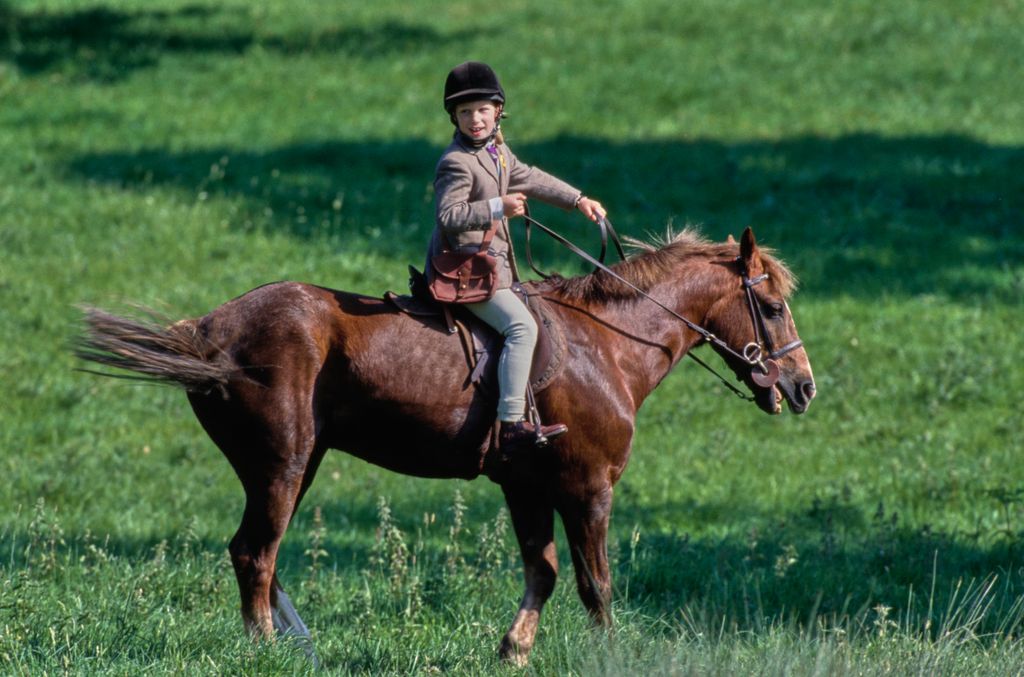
left=76, top=227, right=814, bottom=665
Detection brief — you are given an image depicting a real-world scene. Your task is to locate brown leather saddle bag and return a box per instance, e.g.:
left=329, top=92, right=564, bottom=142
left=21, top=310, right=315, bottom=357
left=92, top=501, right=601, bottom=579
left=428, top=219, right=500, bottom=304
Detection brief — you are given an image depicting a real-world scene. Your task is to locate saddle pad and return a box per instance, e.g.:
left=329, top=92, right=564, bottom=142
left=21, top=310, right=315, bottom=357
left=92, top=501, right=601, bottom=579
left=516, top=282, right=565, bottom=392
left=382, top=282, right=565, bottom=393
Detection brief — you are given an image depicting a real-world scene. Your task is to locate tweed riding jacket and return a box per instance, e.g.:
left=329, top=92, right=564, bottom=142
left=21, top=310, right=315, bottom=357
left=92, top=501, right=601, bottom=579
left=427, top=134, right=582, bottom=289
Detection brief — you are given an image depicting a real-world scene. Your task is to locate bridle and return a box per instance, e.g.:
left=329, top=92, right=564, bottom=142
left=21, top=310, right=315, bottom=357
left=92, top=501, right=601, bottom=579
left=738, top=267, right=804, bottom=388
left=522, top=213, right=801, bottom=399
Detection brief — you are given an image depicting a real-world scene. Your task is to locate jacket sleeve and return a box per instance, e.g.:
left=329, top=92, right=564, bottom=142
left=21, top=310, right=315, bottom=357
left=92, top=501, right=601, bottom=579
left=434, top=154, right=494, bottom=235
left=506, top=147, right=582, bottom=210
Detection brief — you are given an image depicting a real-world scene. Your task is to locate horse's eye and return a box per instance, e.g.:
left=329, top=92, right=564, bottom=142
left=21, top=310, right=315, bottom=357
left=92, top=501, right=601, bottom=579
left=765, top=302, right=785, bottom=319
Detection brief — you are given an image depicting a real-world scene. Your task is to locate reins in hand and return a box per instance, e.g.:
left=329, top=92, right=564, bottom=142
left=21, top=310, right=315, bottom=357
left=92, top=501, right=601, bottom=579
left=523, top=205, right=626, bottom=279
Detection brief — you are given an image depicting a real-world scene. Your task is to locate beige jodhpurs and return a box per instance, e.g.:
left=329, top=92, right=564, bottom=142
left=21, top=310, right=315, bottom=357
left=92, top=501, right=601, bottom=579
left=464, top=288, right=537, bottom=422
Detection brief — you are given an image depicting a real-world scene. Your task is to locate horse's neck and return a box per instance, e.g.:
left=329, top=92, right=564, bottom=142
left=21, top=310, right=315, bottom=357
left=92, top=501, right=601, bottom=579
left=590, top=258, right=727, bottom=405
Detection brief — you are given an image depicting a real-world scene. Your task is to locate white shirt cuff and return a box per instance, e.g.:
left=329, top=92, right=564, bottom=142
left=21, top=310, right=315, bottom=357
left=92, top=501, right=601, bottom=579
left=488, top=196, right=505, bottom=220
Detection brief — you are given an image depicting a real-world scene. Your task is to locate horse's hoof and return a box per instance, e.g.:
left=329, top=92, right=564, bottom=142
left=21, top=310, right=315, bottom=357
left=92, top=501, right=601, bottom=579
left=498, top=643, right=530, bottom=668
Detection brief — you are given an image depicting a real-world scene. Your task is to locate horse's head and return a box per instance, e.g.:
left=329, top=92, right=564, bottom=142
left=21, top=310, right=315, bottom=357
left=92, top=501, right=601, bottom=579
left=707, top=228, right=816, bottom=415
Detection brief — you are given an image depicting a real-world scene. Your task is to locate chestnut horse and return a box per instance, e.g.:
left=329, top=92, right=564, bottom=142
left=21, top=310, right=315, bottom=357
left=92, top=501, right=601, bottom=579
left=77, top=227, right=814, bottom=665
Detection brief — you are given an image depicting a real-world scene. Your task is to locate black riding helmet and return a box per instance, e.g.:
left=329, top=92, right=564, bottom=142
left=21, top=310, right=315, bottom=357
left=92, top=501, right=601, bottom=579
left=443, top=61, right=505, bottom=119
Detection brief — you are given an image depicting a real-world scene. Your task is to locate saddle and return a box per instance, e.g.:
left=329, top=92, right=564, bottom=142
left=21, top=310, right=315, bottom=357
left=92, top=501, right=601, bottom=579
left=384, top=267, right=565, bottom=396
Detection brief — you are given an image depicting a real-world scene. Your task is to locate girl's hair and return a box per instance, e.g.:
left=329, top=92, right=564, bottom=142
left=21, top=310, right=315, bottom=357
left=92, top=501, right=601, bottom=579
left=488, top=102, right=505, bottom=145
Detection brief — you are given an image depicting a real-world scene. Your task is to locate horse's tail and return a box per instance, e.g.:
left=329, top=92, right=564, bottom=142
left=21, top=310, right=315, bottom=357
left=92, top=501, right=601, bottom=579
left=75, top=306, right=238, bottom=394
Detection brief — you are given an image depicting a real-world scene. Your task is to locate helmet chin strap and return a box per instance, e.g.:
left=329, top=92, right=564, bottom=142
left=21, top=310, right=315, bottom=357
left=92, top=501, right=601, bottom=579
left=455, top=128, right=498, bottom=148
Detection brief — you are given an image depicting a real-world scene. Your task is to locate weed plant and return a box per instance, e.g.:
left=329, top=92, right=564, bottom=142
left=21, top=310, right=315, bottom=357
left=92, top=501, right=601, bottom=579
left=4, top=494, right=1024, bottom=674
left=1, top=0, right=1023, bottom=674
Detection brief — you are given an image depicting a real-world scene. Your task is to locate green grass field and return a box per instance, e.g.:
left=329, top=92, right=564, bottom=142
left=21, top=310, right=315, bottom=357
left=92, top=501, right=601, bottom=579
left=2, top=0, right=1023, bottom=673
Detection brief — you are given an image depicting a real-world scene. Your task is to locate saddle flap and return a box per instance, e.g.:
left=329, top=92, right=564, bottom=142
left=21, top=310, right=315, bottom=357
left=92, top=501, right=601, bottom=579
left=517, top=283, right=565, bottom=391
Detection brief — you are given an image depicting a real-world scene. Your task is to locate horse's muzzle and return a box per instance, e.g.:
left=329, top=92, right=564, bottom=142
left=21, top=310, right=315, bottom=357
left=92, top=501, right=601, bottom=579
left=784, top=377, right=816, bottom=414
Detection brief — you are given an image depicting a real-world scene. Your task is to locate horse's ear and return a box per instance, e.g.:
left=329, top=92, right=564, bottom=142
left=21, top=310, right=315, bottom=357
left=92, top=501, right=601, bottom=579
left=726, top=234, right=736, bottom=245
left=740, top=227, right=762, bottom=274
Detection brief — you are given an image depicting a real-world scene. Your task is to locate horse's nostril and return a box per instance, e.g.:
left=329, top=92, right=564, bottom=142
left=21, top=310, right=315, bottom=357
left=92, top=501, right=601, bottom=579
left=801, top=381, right=816, bottom=401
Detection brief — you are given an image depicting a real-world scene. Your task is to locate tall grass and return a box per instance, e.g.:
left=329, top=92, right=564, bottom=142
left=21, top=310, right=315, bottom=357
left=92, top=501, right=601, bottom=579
left=3, top=493, right=1023, bottom=674
left=1, top=0, right=1022, bottom=673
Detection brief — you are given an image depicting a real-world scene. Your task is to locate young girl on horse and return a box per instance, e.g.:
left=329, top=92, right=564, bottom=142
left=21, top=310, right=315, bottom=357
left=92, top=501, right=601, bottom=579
left=426, top=61, right=607, bottom=451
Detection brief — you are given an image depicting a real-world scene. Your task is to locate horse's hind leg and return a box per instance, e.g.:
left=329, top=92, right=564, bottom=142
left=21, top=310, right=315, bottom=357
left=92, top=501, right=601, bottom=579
left=190, top=392, right=321, bottom=642
left=229, top=443, right=325, bottom=669
left=228, top=466, right=306, bottom=638
left=498, top=484, right=558, bottom=666
left=269, top=446, right=326, bottom=657
left=232, top=440, right=327, bottom=640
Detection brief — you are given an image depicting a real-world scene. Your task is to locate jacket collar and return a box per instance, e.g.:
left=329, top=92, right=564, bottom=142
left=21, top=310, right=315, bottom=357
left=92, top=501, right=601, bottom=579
left=455, top=133, right=501, bottom=185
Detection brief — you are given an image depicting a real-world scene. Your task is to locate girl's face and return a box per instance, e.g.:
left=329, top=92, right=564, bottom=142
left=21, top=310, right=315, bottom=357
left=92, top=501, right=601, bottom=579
left=454, top=100, right=499, bottom=142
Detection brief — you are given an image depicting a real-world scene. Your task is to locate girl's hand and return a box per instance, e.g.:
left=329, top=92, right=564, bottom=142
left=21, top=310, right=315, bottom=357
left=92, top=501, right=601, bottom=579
left=501, top=193, right=528, bottom=218
left=577, top=197, right=607, bottom=223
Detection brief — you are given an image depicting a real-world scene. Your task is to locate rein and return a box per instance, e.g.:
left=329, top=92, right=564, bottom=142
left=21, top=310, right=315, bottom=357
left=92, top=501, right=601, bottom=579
left=524, top=205, right=626, bottom=278
left=521, top=214, right=800, bottom=399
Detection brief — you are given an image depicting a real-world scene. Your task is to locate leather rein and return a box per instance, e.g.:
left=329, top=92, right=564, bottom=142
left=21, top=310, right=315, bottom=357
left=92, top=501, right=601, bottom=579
left=522, top=213, right=802, bottom=399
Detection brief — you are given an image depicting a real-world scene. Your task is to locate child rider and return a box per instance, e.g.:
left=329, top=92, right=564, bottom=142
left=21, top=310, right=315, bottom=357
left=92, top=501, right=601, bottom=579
left=426, top=61, right=607, bottom=452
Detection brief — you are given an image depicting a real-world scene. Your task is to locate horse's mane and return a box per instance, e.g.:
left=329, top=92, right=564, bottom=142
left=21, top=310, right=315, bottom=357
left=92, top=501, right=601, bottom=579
left=535, top=227, right=796, bottom=302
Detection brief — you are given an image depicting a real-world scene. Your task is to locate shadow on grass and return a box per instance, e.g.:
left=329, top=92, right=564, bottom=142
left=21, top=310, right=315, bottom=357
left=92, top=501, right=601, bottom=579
left=13, top=487, right=1024, bottom=639
left=0, top=1, right=470, bottom=82
left=67, top=132, right=1023, bottom=302
left=611, top=499, right=1024, bottom=629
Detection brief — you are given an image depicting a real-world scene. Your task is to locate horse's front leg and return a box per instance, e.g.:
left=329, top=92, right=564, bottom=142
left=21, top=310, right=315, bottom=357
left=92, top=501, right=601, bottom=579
left=560, top=486, right=614, bottom=626
left=498, top=483, right=557, bottom=666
